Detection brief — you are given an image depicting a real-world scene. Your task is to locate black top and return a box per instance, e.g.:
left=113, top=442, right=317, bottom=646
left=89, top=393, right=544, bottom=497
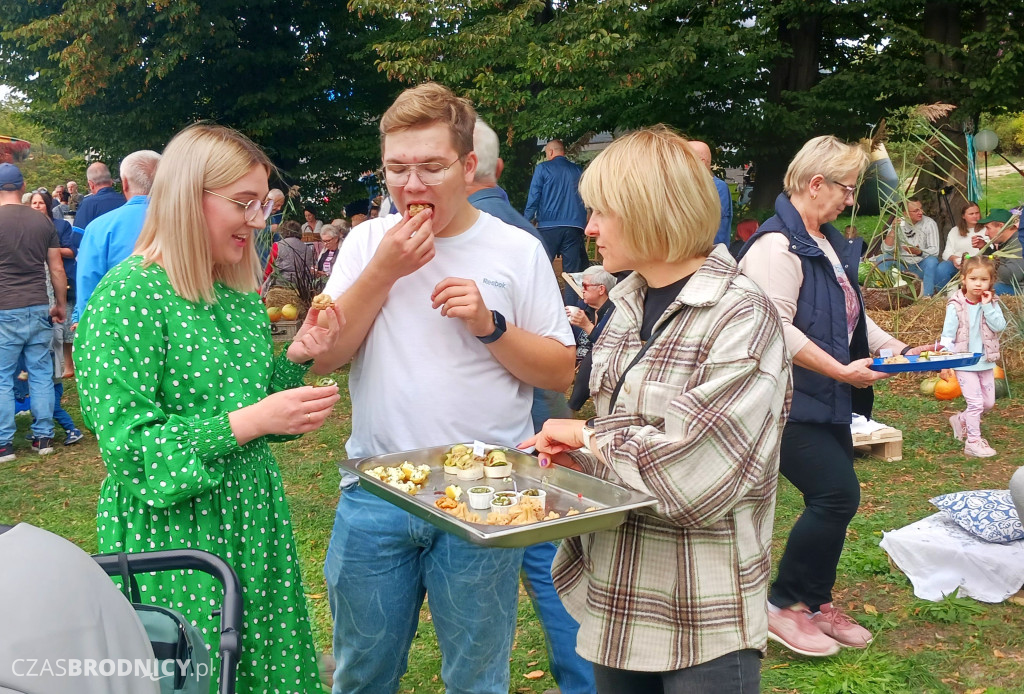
left=640, top=275, right=692, bottom=340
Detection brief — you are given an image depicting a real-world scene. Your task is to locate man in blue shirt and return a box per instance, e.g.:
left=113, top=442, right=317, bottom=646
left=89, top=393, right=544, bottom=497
left=468, top=119, right=597, bottom=694
left=72, top=162, right=127, bottom=231
left=72, top=150, right=161, bottom=326
left=524, top=139, right=589, bottom=303
left=688, top=140, right=733, bottom=246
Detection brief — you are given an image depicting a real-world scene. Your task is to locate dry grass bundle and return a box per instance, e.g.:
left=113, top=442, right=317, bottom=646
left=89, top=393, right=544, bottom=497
left=264, top=286, right=303, bottom=310
left=867, top=295, right=1024, bottom=372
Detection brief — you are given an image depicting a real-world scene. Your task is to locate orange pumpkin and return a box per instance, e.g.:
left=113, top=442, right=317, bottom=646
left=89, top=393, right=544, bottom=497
left=993, top=365, right=1005, bottom=380
left=934, top=375, right=962, bottom=400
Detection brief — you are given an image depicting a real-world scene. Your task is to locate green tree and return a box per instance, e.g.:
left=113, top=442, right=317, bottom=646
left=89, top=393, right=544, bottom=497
left=0, top=0, right=401, bottom=208
left=0, top=97, right=86, bottom=191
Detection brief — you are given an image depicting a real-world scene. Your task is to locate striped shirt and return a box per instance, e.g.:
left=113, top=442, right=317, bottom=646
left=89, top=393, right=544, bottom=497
left=555, top=246, right=792, bottom=672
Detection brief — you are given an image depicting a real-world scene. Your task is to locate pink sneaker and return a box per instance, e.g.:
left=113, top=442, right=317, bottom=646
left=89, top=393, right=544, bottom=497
left=810, top=603, right=873, bottom=648
left=965, top=438, right=997, bottom=458
left=768, top=605, right=842, bottom=657
left=949, top=414, right=965, bottom=442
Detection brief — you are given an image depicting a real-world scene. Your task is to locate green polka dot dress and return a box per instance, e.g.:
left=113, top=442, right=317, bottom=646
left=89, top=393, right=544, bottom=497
left=76, top=256, right=321, bottom=694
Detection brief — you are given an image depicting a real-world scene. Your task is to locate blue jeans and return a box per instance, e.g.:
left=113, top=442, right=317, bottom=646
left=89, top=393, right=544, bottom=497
left=521, top=542, right=596, bottom=693
left=53, top=382, right=75, bottom=433
left=531, top=387, right=572, bottom=433
left=13, top=354, right=72, bottom=432
left=876, top=254, right=939, bottom=296
left=539, top=225, right=589, bottom=304
left=934, top=259, right=959, bottom=294
left=0, top=306, right=55, bottom=444
left=324, top=485, right=525, bottom=694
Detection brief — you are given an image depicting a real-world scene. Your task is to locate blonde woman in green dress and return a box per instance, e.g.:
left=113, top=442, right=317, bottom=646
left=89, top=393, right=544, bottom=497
left=75, top=123, right=343, bottom=693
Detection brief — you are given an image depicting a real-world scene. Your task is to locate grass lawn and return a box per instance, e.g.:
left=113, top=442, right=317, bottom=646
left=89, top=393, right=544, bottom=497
left=3, top=364, right=1024, bottom=694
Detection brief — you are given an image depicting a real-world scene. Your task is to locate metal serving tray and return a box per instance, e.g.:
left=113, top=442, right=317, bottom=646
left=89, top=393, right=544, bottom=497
left=340, top=444, right=658, bottom=548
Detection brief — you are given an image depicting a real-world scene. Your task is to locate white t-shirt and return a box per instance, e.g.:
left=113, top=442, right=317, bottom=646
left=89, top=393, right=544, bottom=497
left=324, top=211, right=575, bottom=458
left=942, top=226, right=988, bottom=262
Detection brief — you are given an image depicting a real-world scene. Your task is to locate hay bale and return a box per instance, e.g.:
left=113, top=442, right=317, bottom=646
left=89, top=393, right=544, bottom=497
left=264, top=287, right=302, bottom=309
left=867, top=294, right=1024, bottom=373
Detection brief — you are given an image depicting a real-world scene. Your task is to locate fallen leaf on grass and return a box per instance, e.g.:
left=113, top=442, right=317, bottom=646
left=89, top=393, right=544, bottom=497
left=526, top=661, right=539, bottom=667
left=864, top=603, right=878, bottom=615
left=524, top=670, right=545, bottom=680
left=966, top=689, right=986, bottom=694
left=769, top=663, right=789, bottom=669
left=526, top=649, right=537, bottom=655
left=305, top=593, right=324, bottom=599
left=1008, top=592, right=1024, bottom=607
left=994, top=649, right=1006, bottom=658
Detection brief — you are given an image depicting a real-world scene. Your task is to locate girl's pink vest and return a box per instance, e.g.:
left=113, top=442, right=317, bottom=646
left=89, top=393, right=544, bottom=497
left=948, top=290, right=1001, bottom=362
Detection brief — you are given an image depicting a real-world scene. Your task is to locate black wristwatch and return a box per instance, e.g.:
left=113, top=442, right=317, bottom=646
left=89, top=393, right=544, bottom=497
left=477, top=310, right=507, bottom=344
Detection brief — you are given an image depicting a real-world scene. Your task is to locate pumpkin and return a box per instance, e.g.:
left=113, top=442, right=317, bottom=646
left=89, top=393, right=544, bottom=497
left=995, top=378, right=1009, bottom=399
left=933, top=375, right=962, bottom=400
left=920, top=376, right=941, bottom=395
left=993, top=365, right=1005, bottom=380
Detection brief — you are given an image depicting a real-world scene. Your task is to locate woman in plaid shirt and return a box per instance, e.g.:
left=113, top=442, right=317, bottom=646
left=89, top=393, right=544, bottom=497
left=523, top=126, right=791, bottom=693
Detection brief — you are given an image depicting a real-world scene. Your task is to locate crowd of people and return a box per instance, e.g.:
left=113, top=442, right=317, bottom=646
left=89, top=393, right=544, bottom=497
left=0, top=79, right=1016, bottom=694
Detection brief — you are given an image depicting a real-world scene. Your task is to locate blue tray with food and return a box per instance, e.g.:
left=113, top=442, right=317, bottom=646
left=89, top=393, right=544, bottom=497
left=869, top=352, right=981, bottom=373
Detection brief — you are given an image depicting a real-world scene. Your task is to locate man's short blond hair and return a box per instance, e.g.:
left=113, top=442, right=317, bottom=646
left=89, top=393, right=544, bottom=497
left=783, top=135, right=869, bottom=195
left=579, top=125, right=719, bottom=263
left=380, top=82, right=477, bottom=158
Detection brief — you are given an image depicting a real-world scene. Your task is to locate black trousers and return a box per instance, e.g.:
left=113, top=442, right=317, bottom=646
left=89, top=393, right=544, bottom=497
left=769, top=422, right=861, bottom=612
left=591, top=649, right=761, bottom=694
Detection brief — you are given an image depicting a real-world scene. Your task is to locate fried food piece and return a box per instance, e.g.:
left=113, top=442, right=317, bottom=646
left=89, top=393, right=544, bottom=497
left=435, top=497, right=458, bottom=511
left=311, top=293, right=334, bottom=311
left=565, top=508, right=580, bottom=517
left=408, top=203, right=433, bottom=216
left=544, top=511, right=561, bottom=520
left=882, top=355, right=909, bottom=364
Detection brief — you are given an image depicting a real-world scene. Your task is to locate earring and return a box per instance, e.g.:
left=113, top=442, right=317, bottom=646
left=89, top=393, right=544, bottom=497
left=811, top=194, right=817, bottom=199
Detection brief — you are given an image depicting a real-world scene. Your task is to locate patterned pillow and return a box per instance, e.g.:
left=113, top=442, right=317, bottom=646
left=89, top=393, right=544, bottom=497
left=930, top=490, right=1024, bottom=544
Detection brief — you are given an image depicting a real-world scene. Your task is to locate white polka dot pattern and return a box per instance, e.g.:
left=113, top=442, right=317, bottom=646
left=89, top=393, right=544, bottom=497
left=76, top=256, right=321, bottom=693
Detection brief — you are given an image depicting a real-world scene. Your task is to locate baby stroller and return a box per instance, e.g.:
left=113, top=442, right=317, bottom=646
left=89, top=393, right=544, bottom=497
left=92, top=549, right=243, bottom=694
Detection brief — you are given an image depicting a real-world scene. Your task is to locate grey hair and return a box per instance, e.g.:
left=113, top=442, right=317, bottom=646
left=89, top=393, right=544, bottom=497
left=86, top=162, right=113, bottom=185
left=473, top=118, right=500, bottom=183
left=321, top=224, right=341, bottom=239
left=119, top=150, right=161, bottom=195
left=582, top=265, right=616, bottom=293
left=267, top=188, right=285, bottom=202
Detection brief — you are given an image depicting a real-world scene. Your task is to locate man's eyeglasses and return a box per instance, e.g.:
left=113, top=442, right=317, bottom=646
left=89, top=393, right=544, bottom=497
left=380, top=157, right=462, bottom=187
left=204, top=189, right=274, bottom=223
left=827, top=179, right=857, bottom=197
left=581, top=283, right=600, bottom=290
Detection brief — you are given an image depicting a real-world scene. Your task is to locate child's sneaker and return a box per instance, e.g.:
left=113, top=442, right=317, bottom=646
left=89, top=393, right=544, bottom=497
left=31, top=437, right=54, bottom=455
left=949, top=414, right=965, bottom=442
left=964, top=438, right=997, bottom=458
left=0, top=444, right=15, bottom=463
left=64, top=429, right=84, bottom=446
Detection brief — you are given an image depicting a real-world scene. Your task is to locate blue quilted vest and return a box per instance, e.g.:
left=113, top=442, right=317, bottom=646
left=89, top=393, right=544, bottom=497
left=738, top=194, right=872, bottom=424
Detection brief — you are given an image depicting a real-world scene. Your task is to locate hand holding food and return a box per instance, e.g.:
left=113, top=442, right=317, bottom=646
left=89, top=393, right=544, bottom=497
left=369, top=207, right=435, bottom=282
left=431, top=277, right=492, bottom=337
left=288, top=300, right=344, bottom=364
left=311, top=293, right=334, bottom=311
left=230, top=384, right=340, bottom=443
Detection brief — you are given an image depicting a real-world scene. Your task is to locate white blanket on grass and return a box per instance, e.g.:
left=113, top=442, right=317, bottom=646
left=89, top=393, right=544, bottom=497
left=880, top=512, right=1024, bottom=603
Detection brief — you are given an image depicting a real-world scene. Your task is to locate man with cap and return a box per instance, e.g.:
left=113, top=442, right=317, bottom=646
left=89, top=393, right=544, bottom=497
left=974, top=208, right=1023, bottom=293
left=0, top=163, right=68, bottom=462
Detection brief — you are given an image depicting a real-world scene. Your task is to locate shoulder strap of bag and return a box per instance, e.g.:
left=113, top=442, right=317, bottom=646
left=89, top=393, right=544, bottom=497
left=607, top=304, right=685, bottom=414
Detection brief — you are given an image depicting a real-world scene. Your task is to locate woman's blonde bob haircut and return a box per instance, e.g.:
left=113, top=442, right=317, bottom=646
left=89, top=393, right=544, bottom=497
left=135, top=123, right=272, bottom=303
left=579, top=125, right=719, bottom=263
left=783, top=135, right=869, bottom=196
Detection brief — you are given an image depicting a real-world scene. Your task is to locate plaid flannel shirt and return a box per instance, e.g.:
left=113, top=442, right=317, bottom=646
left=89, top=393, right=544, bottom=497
left=555, top=246, right=792, bottom=672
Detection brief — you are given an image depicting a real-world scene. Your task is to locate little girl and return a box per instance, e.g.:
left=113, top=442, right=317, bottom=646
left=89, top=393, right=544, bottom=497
left=940, top=254, right=1006, bottom=457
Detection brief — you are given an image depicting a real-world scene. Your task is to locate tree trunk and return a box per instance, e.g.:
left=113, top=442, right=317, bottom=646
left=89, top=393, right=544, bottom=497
left=750, top=11, right=822, bottom=211
left=914, top=2, right=967, bottom=254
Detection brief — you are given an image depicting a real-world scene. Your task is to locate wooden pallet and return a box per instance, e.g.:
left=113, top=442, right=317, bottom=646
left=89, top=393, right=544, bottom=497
left=852, top=428, right=903, bottom=462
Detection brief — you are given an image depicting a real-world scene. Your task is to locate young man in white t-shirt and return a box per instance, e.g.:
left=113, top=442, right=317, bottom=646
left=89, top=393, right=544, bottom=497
left=315, top=83, right=575, bottom=694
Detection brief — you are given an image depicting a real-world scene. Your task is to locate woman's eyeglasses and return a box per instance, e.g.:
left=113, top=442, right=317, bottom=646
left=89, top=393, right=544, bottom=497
left=204, top=189, right=274, bottom=223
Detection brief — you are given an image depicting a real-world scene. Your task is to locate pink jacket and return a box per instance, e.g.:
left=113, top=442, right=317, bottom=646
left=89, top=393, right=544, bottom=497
left=948, top=290, right=1001, bottom=362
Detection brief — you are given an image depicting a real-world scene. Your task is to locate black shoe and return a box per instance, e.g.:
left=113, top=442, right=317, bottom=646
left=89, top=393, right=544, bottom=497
left=0, top=443, right=14, bottom=463
left=31, top=437, right=54, bottom=455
